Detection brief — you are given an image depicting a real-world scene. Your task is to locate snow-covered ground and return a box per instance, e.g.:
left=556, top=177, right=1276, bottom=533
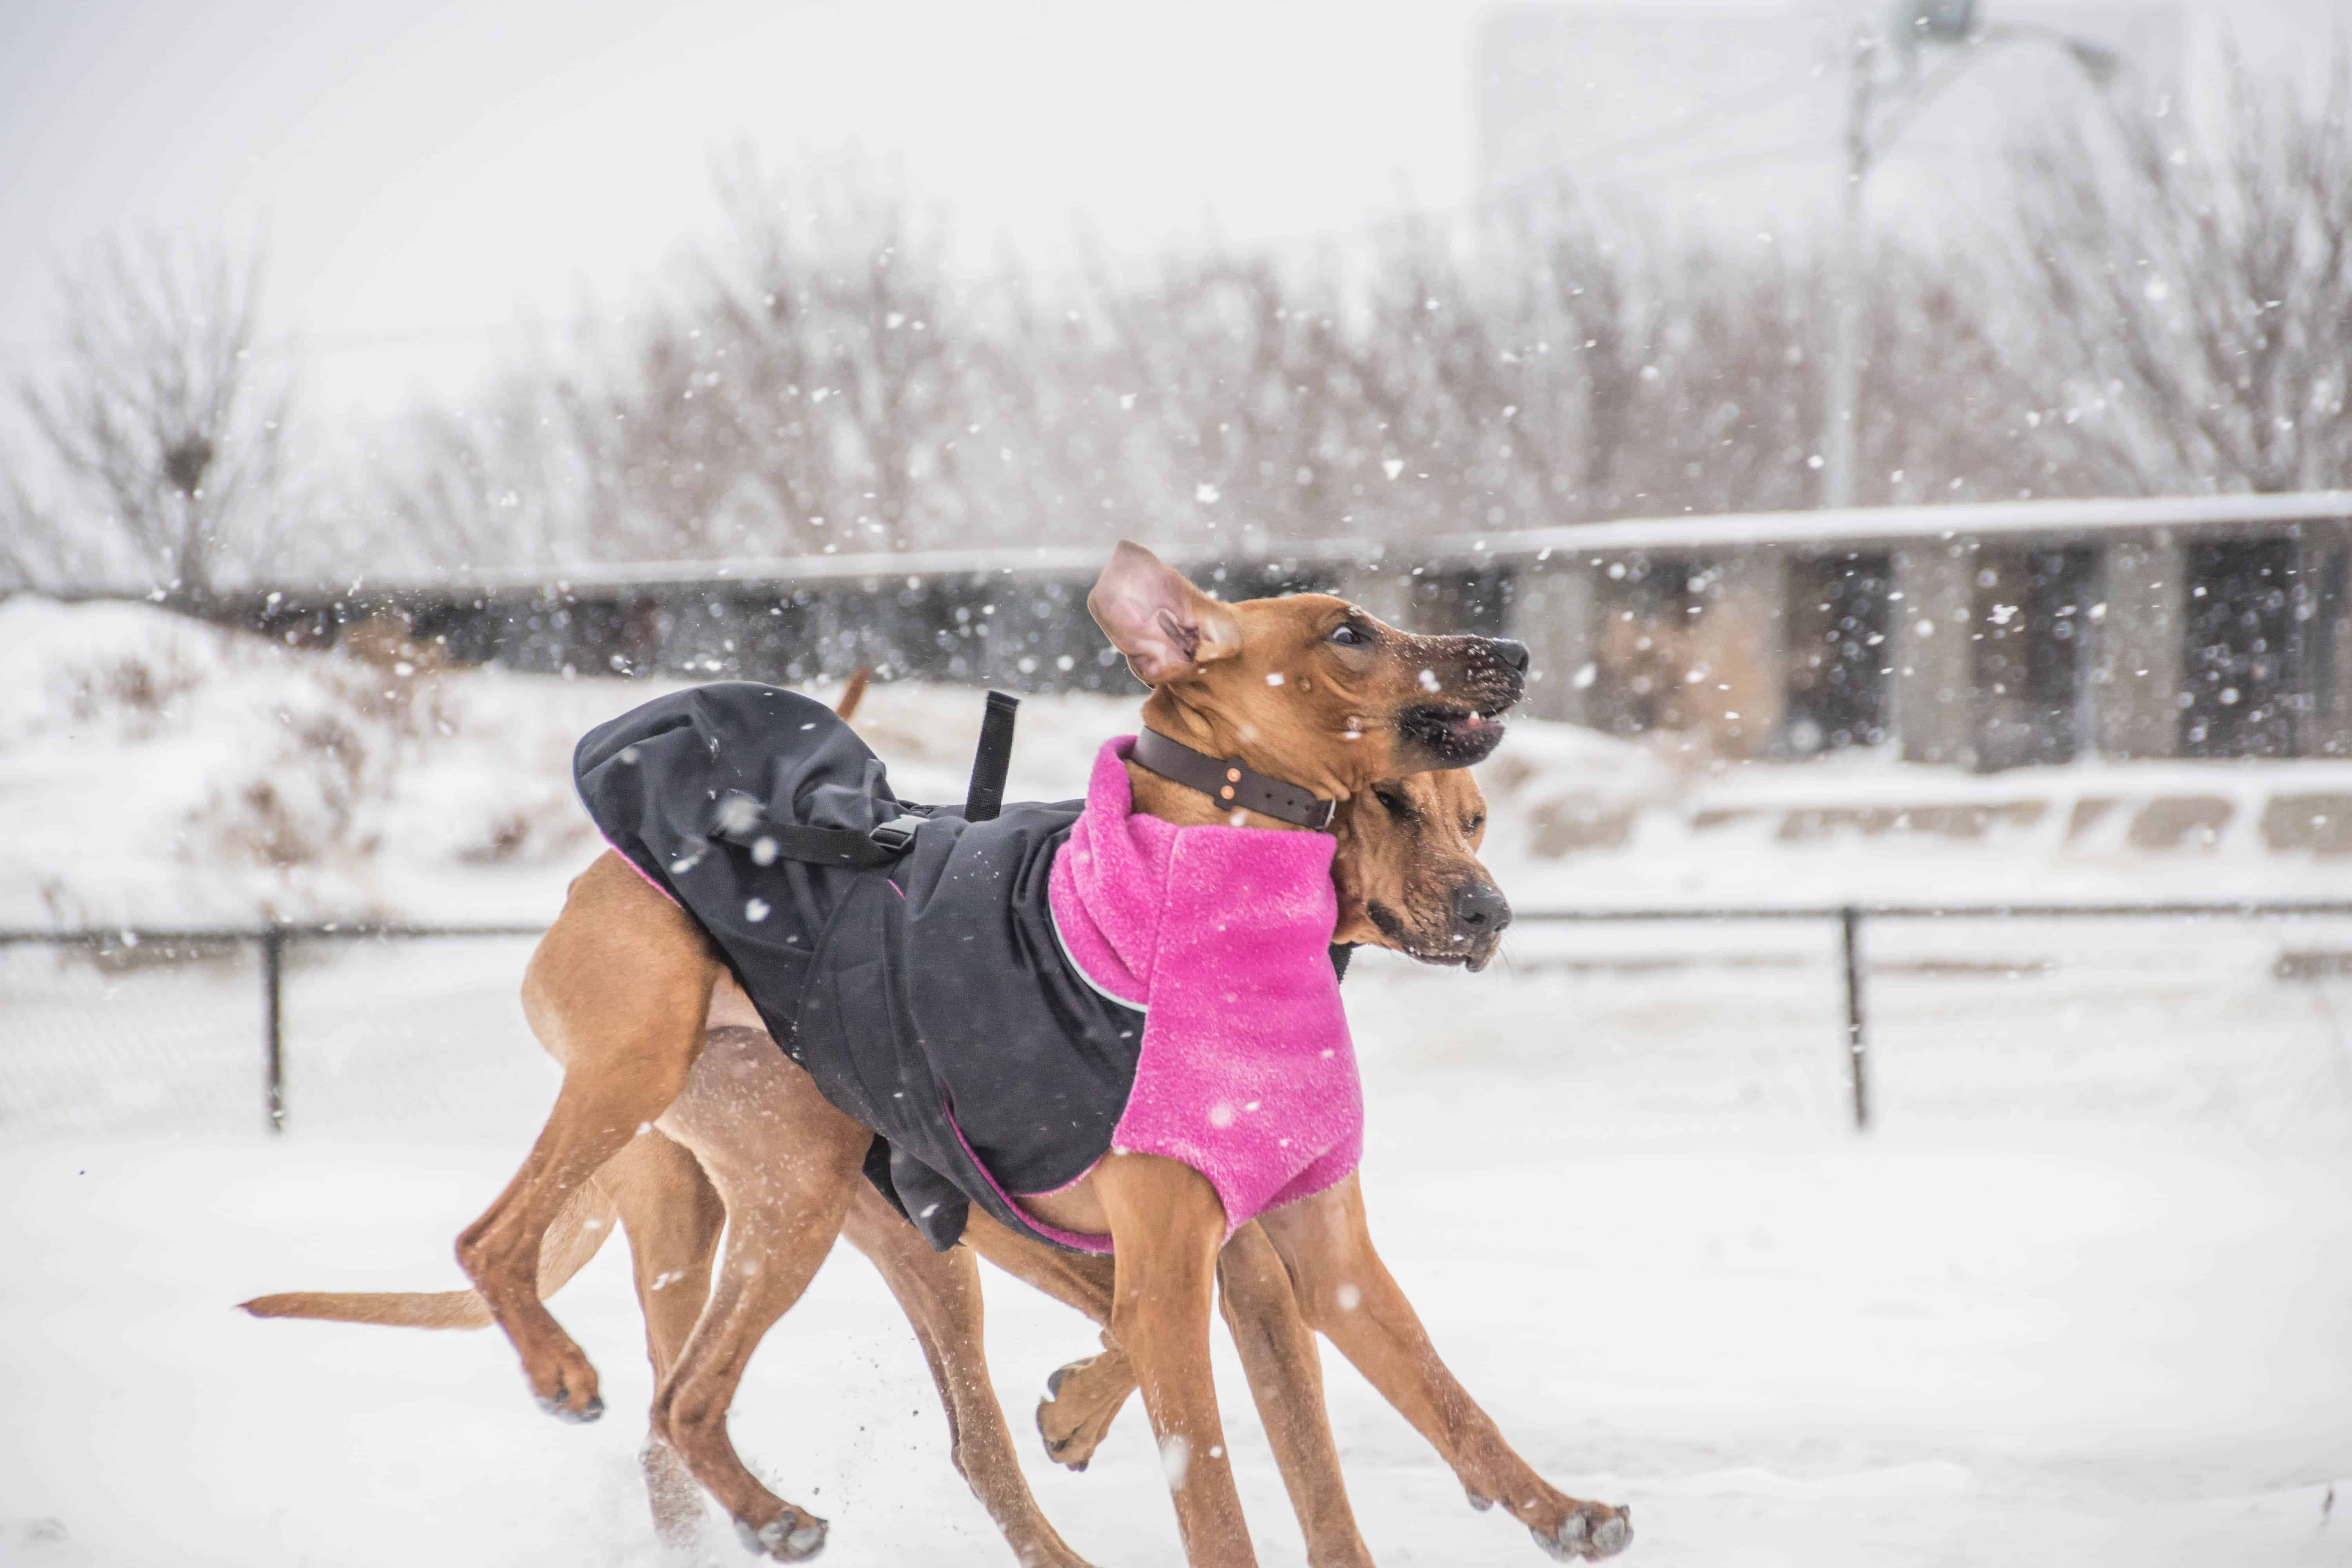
left=3, top=944, right=2349, bottom=1567
left=4, top=595, right=2351, bottom=1566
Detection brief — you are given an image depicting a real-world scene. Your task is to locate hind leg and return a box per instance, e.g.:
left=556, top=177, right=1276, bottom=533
left=456, top=853, right=719, bottom=1421
left=599, top=1129, right=729, bottom=1550
left=653, top=1026, right=872, bottom=1560
left=843, top=1184, right=1097, bottom=1568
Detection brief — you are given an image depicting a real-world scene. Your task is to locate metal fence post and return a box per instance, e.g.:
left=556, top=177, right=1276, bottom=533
left=261, top=925, right=286, bottom=1135
left=1840, top=905, right=1869, bottom=1131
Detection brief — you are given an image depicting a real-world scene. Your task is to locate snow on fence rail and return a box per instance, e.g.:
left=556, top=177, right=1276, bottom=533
left=9, top=901, right=2352, bottom=1136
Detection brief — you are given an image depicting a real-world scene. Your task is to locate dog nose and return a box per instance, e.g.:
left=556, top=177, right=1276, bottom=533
left=1489, top=638, right=1530, bottom=674
left=1451, top=880, right=1512, bottom=936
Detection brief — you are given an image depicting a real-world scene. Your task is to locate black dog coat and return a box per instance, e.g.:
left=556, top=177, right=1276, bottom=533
left=577, top=683, right=1151, bottom=1252
left=577, top=682, right=1365, bottom=1256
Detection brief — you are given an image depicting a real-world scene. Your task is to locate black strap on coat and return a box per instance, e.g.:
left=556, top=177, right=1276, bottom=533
left=965, top=691, right=1019, bottom=824
left=706, top=688, right=1022, bottom=863
left=706, top=797, right=928, bottom=865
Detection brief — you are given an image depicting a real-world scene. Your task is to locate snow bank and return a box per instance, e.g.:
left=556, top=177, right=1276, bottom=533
left=6, top=592, right=2349, bottom=934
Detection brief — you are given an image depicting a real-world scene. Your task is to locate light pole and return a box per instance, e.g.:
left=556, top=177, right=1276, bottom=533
left=1818, top=0, right=2121, bottom=512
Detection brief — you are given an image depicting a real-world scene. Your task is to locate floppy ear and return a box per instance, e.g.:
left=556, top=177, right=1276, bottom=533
left=1087, top=541, right=1241, bottom=685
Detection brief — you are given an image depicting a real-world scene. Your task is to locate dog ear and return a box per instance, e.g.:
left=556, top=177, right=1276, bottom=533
left=1087, top=541, right=1240, bottom=685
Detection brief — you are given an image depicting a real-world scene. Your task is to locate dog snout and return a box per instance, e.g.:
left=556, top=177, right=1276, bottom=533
left=1450, top=635, right=1526, bottom=711
left=1451, top=879, right=1512, bottom=938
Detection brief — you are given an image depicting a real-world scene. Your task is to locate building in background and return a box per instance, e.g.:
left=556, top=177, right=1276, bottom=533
left=181, top=492, right=2351, bottom=783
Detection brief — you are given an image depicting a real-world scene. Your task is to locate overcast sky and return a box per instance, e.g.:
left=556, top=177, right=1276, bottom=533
left=1, top=0, right=2334, bottom=421
left=0, top=0, right=1534, bottom=416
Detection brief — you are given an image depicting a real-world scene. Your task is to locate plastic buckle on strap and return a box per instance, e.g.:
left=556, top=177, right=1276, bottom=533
left=869, top=814, right=925, bottom=853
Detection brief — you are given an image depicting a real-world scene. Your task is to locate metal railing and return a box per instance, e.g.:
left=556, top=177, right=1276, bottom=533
left=8, top=899, right=2352, bottom=1134
left=0, top=921, right=544, bottom=1133
left=1515, top=900, right=2352, bottom=1129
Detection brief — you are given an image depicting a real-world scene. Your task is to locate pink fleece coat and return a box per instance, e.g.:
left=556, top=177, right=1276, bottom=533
left=1044, top=737, right=1363, bottom=1245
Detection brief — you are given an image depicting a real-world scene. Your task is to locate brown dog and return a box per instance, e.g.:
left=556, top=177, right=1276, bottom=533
left=248, top=763, right=1510, bottom=1568
left=249, top=543, right=1630, bottom=1565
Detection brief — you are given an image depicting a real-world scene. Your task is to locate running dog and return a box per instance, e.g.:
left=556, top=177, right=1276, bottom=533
left=248, top=764, right=1526, bottom=1568
left=248, top=542, right=1631, bottom=1566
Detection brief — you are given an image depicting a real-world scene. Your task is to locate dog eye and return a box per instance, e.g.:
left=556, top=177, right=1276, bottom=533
left=1466, top=814, right=1485, bottom=834
left=1327, top=622, right=1369, bottom=647
left=1372, top=788, right=1410, bottom=816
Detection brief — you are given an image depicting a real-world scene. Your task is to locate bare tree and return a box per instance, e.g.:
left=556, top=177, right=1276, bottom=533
left=375, top=367, right=590, bottom=572
left=376, top=99, right=2352, bottom=579
left=17, top=236, right=291, bottom=605
left=0, top=463, right=72, bottom=591
left=2002, top=53, right=2352, bottom=494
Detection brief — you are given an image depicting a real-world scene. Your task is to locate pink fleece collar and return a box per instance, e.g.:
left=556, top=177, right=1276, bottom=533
left=1045, top=737, right=1362, bottom=1247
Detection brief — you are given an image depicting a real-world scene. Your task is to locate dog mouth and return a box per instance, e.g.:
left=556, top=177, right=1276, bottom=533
left=1396, top=702, right=1510, bottom=764
left=1364, top=900, right=1499, bottom=971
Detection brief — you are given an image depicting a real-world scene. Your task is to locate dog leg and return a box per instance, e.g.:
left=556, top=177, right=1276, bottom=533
left=456, top=853, right=719, bottom=1423
left=982, top=1219, right=1372, bottom=1568
left=1258, top=1176, right=1632, bottom=1563
left=842, top=1187, right=1099, bottom=1568
left=599, top=1129, right=729, bottom=1552
left=653, top=1033, right=870, bottom=1562
left=1093, top=1152, right=1257, bottom=1567
left=1216, top=1223, right=1375, bottom=1568
left=967, top=1212, right=1371, bottom=1565
left=954, top=1214, right=1129, bottom=1471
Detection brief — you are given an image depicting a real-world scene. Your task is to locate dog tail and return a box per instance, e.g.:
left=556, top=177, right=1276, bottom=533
left=835, top=664, right=872, bottom=722
left=237, top=1182, right=620, bottom=1330
left=239, top=1288, right=493, bottom=1329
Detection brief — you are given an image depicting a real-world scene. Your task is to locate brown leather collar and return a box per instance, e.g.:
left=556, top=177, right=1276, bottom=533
left=1129, top=728, right=1337, bottom=830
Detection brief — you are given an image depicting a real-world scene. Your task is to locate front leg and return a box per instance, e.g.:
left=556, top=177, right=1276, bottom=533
left=1094, top=1153, right=1258, bottom=1567
left=1257, top=1176, right=1632, bottom=1562
left=1216, top=1223, right=1374, bottom=1568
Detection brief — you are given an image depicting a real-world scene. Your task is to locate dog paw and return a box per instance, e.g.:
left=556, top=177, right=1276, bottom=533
left=1036, top=1352, right=1133, bottom=1472
left=733, top=1508, right=828, bottom=1561
left=526, top=1343, right=604, bottom=1422
left=1530, top=1503, right=1631, bottom=1561
left=536, top=1388, right=605, bottom=1423
left=530, top=1357, right=602, bottom=1421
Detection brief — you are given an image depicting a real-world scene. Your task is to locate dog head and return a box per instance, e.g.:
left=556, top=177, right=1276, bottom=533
left=1332, top=767, right=1509, bottom=971
left=1086, top=541, right=1528, bottom=801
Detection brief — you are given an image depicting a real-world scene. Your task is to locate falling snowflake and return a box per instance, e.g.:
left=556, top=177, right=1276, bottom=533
left=1161, top=1434, right=1191, bottom=1489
